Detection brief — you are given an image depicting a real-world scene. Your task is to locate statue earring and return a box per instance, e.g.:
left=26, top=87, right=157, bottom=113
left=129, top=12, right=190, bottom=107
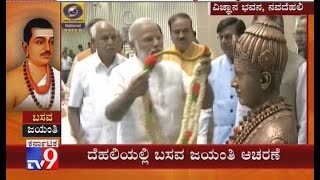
left=260, top=72, right=271, bottom=90
left=261, top=84, right=268, bottom=90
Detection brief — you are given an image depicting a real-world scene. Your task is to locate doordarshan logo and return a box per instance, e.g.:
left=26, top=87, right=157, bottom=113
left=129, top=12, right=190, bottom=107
left=63, top=4, right=83, bottom=19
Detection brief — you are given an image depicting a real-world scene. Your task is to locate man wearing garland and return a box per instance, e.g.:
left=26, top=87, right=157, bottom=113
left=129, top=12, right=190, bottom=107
left=163, top=13, right=215, bottom=87
left=6, top=18, right=60, bottom=111
left=163, top=13, right=214, bottom=143
left=228, top=20, right=297, bottom=144
left=105, top=18, right=212, bottom=144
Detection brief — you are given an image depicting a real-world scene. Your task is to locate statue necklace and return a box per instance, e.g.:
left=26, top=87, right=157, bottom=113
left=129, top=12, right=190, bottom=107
left=227, top=96, right=292, bottom=144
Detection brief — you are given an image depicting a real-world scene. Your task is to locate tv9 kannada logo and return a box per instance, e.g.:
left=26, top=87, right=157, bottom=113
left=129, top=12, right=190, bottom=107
left=63, top=3, right=83, bottom=19
left=26, top=140, right=59, bottom=170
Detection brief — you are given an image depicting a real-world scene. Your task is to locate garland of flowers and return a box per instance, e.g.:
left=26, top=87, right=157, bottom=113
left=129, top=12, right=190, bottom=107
left=176, top=47, right=211, bottom=144
left=142, top=55, right=165, bottom=143
left=141, top=46, right=211, bottom=144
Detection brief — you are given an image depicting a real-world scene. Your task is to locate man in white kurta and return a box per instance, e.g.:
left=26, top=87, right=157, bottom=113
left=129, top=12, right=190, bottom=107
left=68, top=52, right=125, bottom=143
left=105, top=18, right=186, bottom=144
left=196, top=17, right=246, bottom=144
left=68, top=21, right=126, bottom=144
left=109, top=55, right=185, bottom=144
left=106, top=18, right=212, bottom=144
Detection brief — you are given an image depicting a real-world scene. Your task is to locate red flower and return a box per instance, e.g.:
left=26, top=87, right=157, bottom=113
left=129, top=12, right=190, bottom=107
left=144, top=55, right=157, bottom=71
left=192, top=83, right=200, bottom=94
left=181, top=131, right=192, bottom=144
left=184, top=131, right=192, bottom=140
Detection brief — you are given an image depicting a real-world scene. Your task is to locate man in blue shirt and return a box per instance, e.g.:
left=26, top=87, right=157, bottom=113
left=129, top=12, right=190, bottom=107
left=197, top=17, right=246, bottom=144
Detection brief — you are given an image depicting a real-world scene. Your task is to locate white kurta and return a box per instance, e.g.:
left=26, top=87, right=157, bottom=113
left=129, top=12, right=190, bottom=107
left=68, top=53, right=126, bottom=144
left=109, top=55, right=185, bottom=144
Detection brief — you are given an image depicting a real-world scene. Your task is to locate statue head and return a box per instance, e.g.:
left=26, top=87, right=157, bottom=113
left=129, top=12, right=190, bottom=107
left=231, top=20, right=288, bottom=109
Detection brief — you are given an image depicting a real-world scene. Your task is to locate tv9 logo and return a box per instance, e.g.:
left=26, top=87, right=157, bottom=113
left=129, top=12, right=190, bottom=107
left=63, top=4, right=83, bottom=19
left=26, top=147, right=58, bottom=170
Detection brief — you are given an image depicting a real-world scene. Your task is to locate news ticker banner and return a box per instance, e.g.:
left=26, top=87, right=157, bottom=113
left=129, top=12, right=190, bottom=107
left=7, top=1, right=314, bottom=15
left=22, top=111, right=61, bottom=137
left=209, top=1, right=313, bottom=15
left=55, top=0, right=313, bottom=2
left=7, top=145, right=313, bottom=169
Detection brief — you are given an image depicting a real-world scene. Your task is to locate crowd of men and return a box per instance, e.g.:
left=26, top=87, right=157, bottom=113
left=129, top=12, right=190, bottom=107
left=60, top=14, right=307, bottom=145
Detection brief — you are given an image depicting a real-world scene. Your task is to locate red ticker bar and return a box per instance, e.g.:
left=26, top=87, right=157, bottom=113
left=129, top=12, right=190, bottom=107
left=209, top=2, right=314, bottom=15
left=6, top=0, right=56, bottom=2
left=7, top=145, right=313, bottom=169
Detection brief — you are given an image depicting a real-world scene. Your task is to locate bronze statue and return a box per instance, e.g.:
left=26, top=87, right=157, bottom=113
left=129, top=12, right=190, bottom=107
left=228, top=20, right=298, bottom=144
